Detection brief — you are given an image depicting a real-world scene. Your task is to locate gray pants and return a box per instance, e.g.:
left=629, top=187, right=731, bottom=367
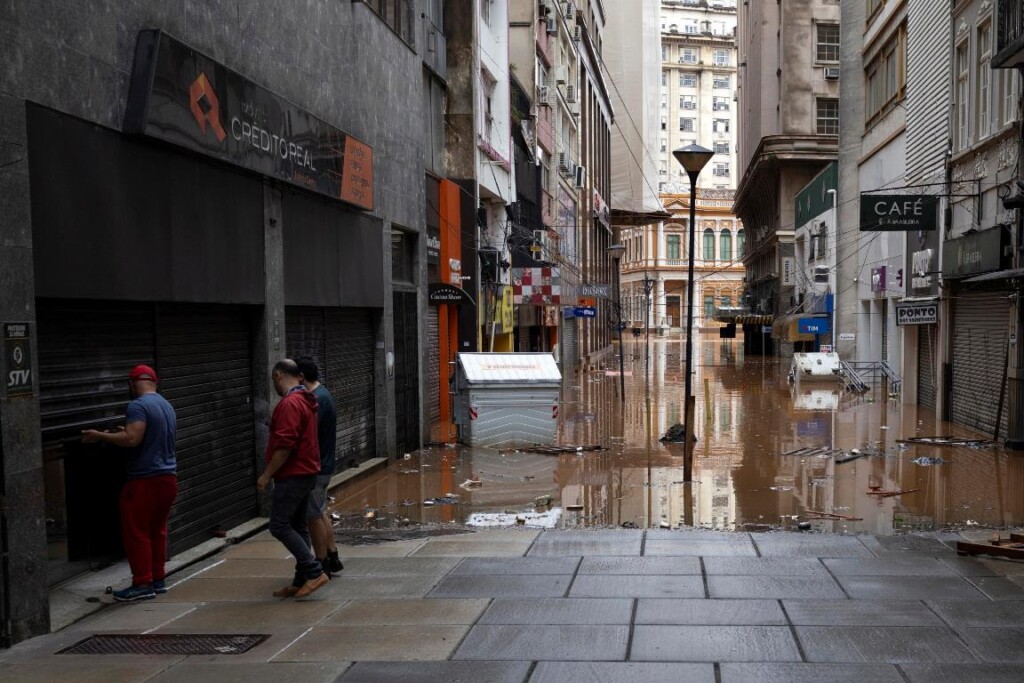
left=269, top=475, right=323, bottom=583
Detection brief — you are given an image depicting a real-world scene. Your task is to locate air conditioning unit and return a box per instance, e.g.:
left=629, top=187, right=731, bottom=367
left=554, top=65, right=568, bottom=83
left=532, top=229, right=549, bottom=261
left=539, top=0, right=553, bottom=16
left=568, top=100, right=580, bottom=116
left=824, top=66, right=840, bottom=80
left=574, top=165, right=586, bottom=188
left=558, top=152, right=572, bottom=175
left=573, top=25, right=583, bottom=42
left=545, top=17, right=557, bottom=34
left=538, top=85, right=550, bottom=105
left=547, top=86, right=558, bottom=106
left=565, top=84, right=577, bottom=103
left=564, top=1, right=575, bottom=18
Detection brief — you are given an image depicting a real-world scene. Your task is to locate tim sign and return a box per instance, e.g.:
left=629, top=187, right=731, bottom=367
left=896, top=302, right=938, bottom=326
left=860, top=195, right=937, bottom=232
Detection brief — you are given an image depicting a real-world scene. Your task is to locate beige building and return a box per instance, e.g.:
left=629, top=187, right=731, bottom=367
left=734, top=0, right=839, bottom=353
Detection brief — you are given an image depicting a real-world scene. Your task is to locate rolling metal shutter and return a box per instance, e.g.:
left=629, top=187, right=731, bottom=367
left=951, top=290, right=1011, bottom=440
left=155, top=305, right=256, bottom=554
left=326, top=309, right=377, bottom=468
left=881, top=299, right=889, bottom=362
left=561, top=317, right=578, bottom=371
left=286, top=307, right=326, bottom=373
left=426, top=307, right=440, bottom=427
left=917, top=324, right=937, bottom=410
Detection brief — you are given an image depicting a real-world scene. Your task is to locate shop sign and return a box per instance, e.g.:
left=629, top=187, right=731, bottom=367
left=798, top=318, right=830, bottom=335
left=426, top=228, right=440, bottom=265
left=839, top=332, right=856, bottom=341
left=580, top=284, right=610, bottom=298
left=494, top=286, right=515, bottom=332
left=125, top=30, right=374, bottom=210
left=428, top=283, right=471, bottom=306
left=4, top=322, right=32, bottom=397
left=782, top=257, right=795, bottom=286
left=860, top=194, right=938, bottom=232
left=761, top=325, right=772, bottom=334
left=820, top=345, right=833, bottom=353
left=572, top=307, right=597, bottom=318
left=871, top=265, right=887, bottom=293
left=911, top=249, right=934, bottom=292
left=942, top=228, right=1004, bottom=278
left=896, top=301, right=938, bottom=326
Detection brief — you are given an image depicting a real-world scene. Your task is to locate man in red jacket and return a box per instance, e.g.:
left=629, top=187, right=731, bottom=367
left=257, top=359, right=328, bottom=598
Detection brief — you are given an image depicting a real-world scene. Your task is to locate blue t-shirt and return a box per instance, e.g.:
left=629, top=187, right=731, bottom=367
left=312, top=384, right=337, bottom=475
left=125, top=393, right=177, bottom=479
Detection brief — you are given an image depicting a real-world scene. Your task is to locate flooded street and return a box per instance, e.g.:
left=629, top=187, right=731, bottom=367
left=332, top=335, right=1024, bottom=535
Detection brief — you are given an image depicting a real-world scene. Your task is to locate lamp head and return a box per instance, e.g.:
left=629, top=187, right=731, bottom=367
left=673, top=144, right=714, bottom=179
left=607, top=243, right=626, bottom=261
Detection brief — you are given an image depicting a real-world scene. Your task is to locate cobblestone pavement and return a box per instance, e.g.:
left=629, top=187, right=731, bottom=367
left=4, top=528, right=1024, bottom=682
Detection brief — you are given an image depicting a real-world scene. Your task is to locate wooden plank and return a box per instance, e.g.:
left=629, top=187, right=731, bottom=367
left=957, top=541, right=1024, bottom=560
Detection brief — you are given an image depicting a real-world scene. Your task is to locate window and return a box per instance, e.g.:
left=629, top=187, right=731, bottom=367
left=680, top=118, right=695, bottom=132
left=737, top=229, right=745, bottom=257
left=661, top=115, right=667, bottom=131
left=720, top=296, right=732, bottom=308
left=681, top=95, right=697, bottom=110
left=713, top=75, right=731, bottom=89
left=680, top=73, right=697, bottom=88
left=816, top=98, right=839, bottom=134
left=1003, top=69, right=1019, bottom=126
left=704, top=295, right=715, bottom=320
left=662, top=45, right=669, bottom=62
left=865, top=25, right=906, bottom=126
left=867, top=0, right=885, bottom=21
left=660, top=162, right=668, bottom=176
left=955, top=40, right=969, bottom=150
left=660, top=137, right=668, bottom=153
left=720, top=229, right=732, bottom=261
left=714, top=141, right=730, bottom=154
left=816, top=24, right=840, bottom=62
left=703, top=228, right=715, bottom=261
left=978, top=22, right=992, bottom=139
left=681, top=48, right=698, bottom=64
left=713, top=49, right=730, bottom=66
left=713, top=96, right=730, bottom=111
left=662, top=70, right=668, bottom=87
left=713, top=118, right=730, bottom=134
left=360, top=0, right=415, bottom=45
left=481, top=0, right=491, bottom=25
left=662, top=94, right=668, bottom=109
left=685, top=22, right=699, bottom=34
left=667, top=234, right=681, bottom=259
left=713, top=162, right=730, bottom=176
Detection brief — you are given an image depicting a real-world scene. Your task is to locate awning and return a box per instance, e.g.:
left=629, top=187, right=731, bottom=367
left=610, top=208, right=672, bottom=226
left=964, top=267, right=1024, bottom=284
left=735, top=314, right=773, bottom=325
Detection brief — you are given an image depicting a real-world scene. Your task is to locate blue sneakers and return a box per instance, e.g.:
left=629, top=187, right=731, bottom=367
left=112, top=584, right=156, bottom=602
left=152, top=579, right=168, bottom=594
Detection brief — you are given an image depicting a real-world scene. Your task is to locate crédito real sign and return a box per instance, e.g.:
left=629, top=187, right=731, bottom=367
left=860, top=195, right=938, bottom=232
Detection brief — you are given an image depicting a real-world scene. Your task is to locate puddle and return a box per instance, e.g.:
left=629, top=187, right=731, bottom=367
left=329, top=336, right=1024, bottom=534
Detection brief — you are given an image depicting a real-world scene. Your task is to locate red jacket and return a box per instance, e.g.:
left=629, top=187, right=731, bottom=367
left=265, top=386, right=320, bottom=479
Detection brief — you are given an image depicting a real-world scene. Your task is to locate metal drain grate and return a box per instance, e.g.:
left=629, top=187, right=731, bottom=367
left=58, top=633, right=269, bottom=655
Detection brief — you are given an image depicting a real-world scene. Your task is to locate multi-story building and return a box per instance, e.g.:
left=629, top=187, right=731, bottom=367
left=734, top=0, right=839, bottom=353
left=658, top=0, right=739, bottom=192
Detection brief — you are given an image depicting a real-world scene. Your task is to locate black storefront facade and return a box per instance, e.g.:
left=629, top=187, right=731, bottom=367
left=0, top=18, right=421, bottom=645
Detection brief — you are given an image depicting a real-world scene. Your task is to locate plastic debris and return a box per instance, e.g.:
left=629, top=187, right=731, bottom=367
left=534, top=494, right=553, bottom=507
left=459, top=479, right=483, bottom=489
left=911, top=456, right=945, bottom=466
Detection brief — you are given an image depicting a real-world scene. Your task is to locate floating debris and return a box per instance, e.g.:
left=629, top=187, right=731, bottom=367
left=911, top=456, right=945, bottom=466
left=459, top=479, right=483, bottom=490
left=898, top=437, right=996, bottom=448
left=866, top=488, right=920, bottom=498
left=659, top=423, right=698, bottom=443
left=520, top=444, right=607, bottom=455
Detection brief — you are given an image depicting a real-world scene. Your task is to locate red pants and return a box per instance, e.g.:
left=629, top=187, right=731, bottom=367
left=120, top=475, right=178, bottom=586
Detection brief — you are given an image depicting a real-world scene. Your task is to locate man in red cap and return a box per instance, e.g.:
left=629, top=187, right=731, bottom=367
left=82, top=364, right=177, bottom=602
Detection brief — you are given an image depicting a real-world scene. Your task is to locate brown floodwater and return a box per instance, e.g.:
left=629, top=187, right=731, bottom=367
left=330, top=336, right=1024, bottom=534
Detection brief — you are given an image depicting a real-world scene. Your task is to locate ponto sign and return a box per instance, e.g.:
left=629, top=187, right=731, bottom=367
left=4, top=322, right=32, bottom=397
left=895, top=302, right=938, bottom=326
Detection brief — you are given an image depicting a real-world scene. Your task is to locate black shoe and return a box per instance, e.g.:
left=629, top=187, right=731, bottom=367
left=326, top=552, right=344, bottom=574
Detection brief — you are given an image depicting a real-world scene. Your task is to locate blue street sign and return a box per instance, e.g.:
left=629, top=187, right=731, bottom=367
left=798, top=318, right=830, bottom=335
left=573, top=306, right=597, bottom=318
left=797, top=419, right=826, bottom=437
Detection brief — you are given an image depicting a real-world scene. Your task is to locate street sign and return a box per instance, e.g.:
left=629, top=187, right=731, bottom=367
left=4, top=322, right=32, bottom=397
left=820, top=344, right=833, bottom=353
left=762, top=325, right=772, bottom=334
left=798, top=318, right=830, bottom=335
left=572, top=307, right=597, bottom=318
left=839, top=332, right=856, bottom=341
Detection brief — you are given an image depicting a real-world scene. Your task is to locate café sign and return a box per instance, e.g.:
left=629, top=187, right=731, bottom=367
left=896, top=301, right=938, bottom=326
left=860, top=194, right=937, bottom=232
left=125, top=30, right=374, bottom=210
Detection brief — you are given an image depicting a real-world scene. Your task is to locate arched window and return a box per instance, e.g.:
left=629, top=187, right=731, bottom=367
left=703, top=228, right=715, bottom=261
left=737, top=229, right=745, bottom=257
left=720, top=229, right=732, bottom=262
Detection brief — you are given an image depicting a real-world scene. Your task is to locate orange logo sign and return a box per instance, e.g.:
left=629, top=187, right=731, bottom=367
left=189, top=73, right=226, bottom=142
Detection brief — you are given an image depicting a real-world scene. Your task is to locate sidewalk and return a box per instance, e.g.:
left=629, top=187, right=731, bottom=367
left=3, top=528, right=1024, bottom=682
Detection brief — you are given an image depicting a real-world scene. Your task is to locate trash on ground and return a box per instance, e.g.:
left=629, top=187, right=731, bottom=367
left=796, top=521, right=812, bottom=531
left=911, top=456, right=945, bottom=466
left=897, top=437, right=996, bottom=447
left=459, top=479, right=483, bottom=489
left=780, top=447, right=843, bottom=458
left=422, top=494, right=460, bottom=506
left=804, top=509, right=864, bottom=521
left=466, top=508, right=563, bottom=529
left=956, top=532, right=1024, bottom=560
left=534, top=494, right=553, bottom=507
left=520, top=444, right=606, bottom=455
left=659, top=423, right=698, bottom=443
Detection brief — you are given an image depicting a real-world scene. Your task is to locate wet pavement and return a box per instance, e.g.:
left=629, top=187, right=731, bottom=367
left=333, top=336, right=1024, bottom=535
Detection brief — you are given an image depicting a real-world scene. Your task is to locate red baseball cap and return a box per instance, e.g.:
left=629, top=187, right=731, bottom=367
left=129, top=364, right=159, bottom=382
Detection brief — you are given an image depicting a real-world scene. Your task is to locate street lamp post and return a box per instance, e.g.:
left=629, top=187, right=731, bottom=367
left=607, top=243, right=626, bottom=403
left=673, top=144, right=714, bottom=471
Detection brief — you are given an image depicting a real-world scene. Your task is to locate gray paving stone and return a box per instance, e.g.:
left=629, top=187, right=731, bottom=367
left=340, top=661, right=531, bottom=683
left=720, top=663, right=904, bottom=683
left=630, top=625, right=801, bottom=662
left=142, top=662, right=346, bottom=683
left=751, top=535, right=874, bottom=558
left=454, top=624, right=629, bottom=661
left=708, top=576, right=845, bottom=599
left=338, top=556, right=462, bottom=576
left=429, top=574, right=572, bottom=598
left=452, top=557, right=581, bottom=575
left=928, top=600, right=1024, bottom=627
left=900, top=663, right=1024, bottom=683
left=579, top=556, right=701, bottom=575
left=796, top=626, right=979, bottom=663
left=529, top=661, right=715, bottom=683
left=703, top=557, right=828, bottom=576
left=823, top=558, right=958, bottom=576
left=837, top=576, right=988, bottom=600
left=940, top=557, right=1001, bottom=577
left=644, top=529, right=748, bottom=541
left=479, top=598, right=634, bottom=625
left=537, top=530, right=643, bottom=542
left=782, top=600, right=943, bottom=626
left=644, top=540, right=757, bottom=557
left=635, top=599, right=786, bottom=625
left=959, top=627, right=1024, bottom=662
left=527, top=537, right=642, bottom=556
left=966, top=576, right=1024, bottom=600
left=569, top=575, right=704, bottom=598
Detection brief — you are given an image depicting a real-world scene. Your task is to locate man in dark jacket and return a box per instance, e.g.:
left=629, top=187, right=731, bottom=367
left=257, top=359, right=328, bottom=598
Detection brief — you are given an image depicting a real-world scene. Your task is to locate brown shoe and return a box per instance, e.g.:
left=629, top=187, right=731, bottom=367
left=272, top=585, right=300, bottom=598
left=293, top=572, right=329, bottom=598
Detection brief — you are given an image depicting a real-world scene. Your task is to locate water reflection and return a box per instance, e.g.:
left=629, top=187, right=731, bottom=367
left=331, top=335, right=1023, bottom=534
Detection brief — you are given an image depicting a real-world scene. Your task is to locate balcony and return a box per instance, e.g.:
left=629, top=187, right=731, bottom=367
left=994, top=0, right=1024, bottom=67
